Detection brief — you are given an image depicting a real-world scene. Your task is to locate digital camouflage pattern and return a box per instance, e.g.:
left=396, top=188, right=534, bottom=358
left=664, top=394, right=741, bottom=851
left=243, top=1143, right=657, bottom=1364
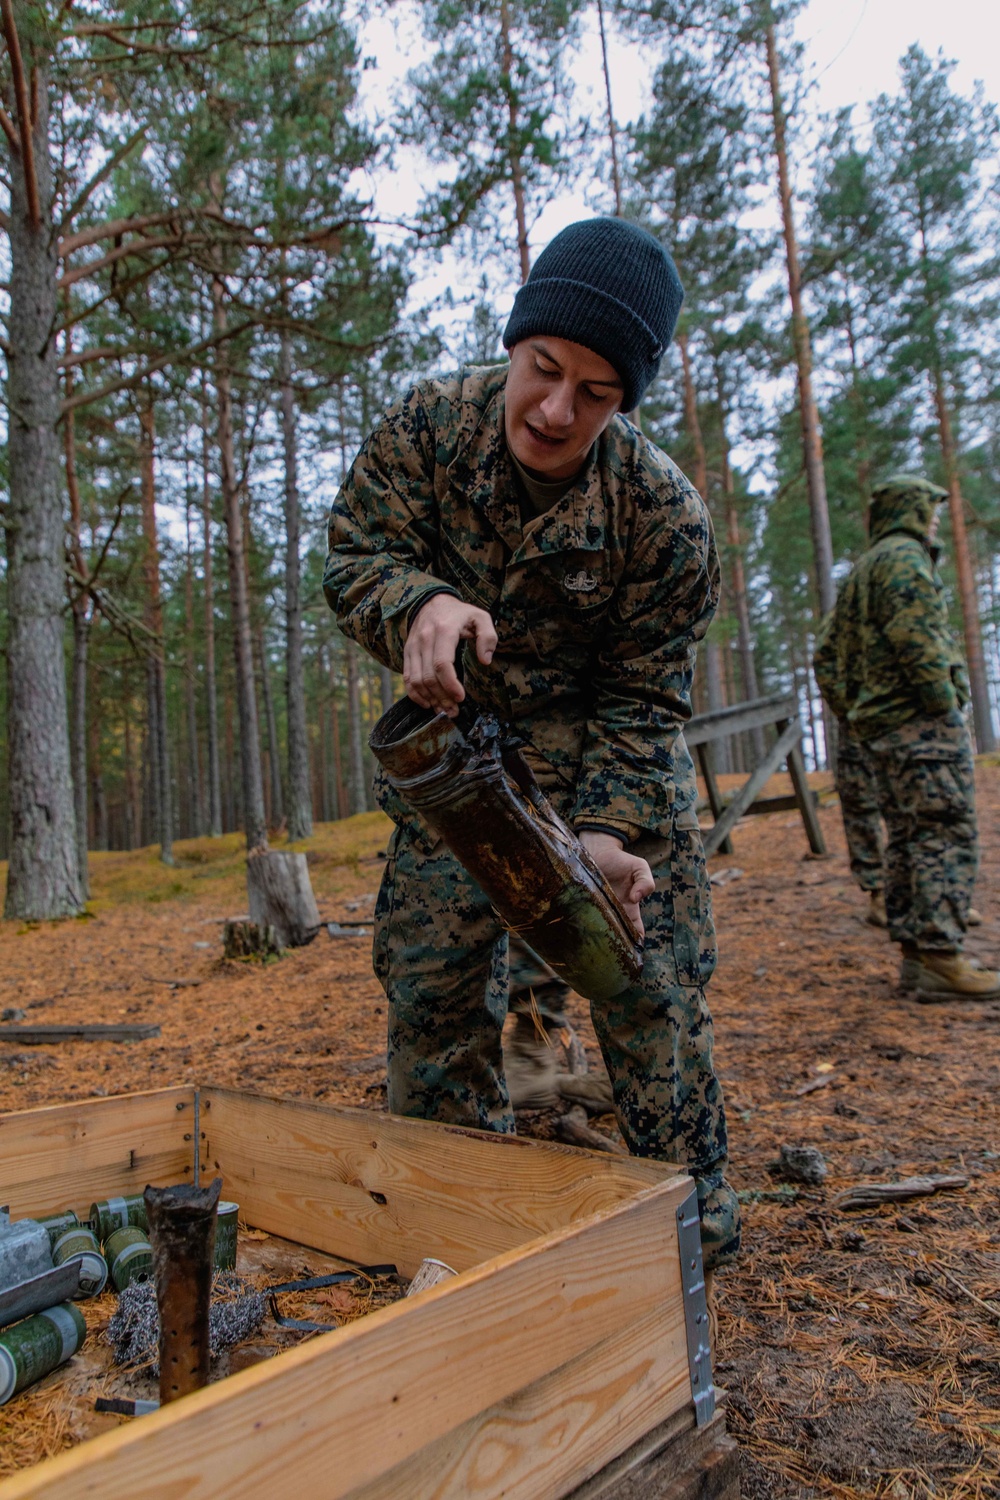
left=374, top=800, right=739, bottom=1269
left=863, top=713, right=978, bottom=951
left=833, top=720, right=884, bottom=893
left=327, top=364, right=739, bottom=1266
left=324, top=365, right=719, bottom=842
left=813, top=475, right=969, bottom=740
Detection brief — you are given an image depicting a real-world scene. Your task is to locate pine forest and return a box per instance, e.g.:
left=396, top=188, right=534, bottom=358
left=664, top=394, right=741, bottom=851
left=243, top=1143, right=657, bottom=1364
left=1, top=0, right=998, bottom=918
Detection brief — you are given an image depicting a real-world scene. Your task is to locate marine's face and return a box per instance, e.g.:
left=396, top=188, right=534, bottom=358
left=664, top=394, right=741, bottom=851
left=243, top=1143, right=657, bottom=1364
left=504, top=336, right=623, bottom=480
left=927, top=503, right=942, bottom=543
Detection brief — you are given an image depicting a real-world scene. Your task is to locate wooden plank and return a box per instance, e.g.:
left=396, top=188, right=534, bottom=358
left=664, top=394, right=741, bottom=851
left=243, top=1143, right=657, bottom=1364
left=684, top=692, right=796, bottom=747
left=0, top=1088, right=195, bottom=1220
left=200, top=1088, right=678, bottom=1275
left=696, top=744, right=733, bottom=857
left=703, top=718, right=802, bottom=857
left=738, top=791, right=815, bottom=817
left=0, top=1176, right=692, bottom=1500
left=345, top=1296, right=690, bottom=1500
left=571, top=1407, right=739, bottom=1500
left=783, top=728, right=827, bottom=856
left=0, top=1024, right=160, bottom=1044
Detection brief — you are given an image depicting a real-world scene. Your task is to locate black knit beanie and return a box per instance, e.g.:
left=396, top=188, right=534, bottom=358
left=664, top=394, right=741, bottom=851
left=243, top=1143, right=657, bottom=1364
left=502, top=218, right=683, bottom=411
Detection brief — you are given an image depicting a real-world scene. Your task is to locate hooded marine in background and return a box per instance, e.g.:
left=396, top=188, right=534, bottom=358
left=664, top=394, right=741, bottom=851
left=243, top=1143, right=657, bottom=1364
left=814, top=475, right=996, bottom=1000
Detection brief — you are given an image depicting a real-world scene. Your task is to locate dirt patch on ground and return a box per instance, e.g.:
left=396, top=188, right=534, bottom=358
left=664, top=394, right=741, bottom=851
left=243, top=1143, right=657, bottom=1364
left=1, top=771, right=999, bottom=1498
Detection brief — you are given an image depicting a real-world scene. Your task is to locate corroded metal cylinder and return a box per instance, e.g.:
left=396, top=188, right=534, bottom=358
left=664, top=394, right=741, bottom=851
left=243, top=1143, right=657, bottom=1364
left=214, top=1202, right=239, bottom=1272
left=369, top=702, right=644, bottom=1003
left=144, top=1178, right=222, bottom=1405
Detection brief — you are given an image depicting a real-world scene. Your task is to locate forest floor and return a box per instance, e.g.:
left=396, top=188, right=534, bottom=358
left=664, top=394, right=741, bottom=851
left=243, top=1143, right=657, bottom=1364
left=1, top=766, right=999, bottom=1498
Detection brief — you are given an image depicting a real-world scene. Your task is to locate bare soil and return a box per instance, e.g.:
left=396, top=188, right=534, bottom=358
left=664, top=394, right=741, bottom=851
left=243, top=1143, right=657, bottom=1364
left=1, top=769, right=998, bottom=1499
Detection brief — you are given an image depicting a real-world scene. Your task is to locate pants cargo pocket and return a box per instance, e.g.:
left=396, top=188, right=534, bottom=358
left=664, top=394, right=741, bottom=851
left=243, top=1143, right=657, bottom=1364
left=669, top=811, right=717, bottom=989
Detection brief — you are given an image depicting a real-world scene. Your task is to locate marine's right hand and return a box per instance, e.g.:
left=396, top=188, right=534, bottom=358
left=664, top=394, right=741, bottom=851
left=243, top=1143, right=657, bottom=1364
left=404, top=594, right=498, bottom=718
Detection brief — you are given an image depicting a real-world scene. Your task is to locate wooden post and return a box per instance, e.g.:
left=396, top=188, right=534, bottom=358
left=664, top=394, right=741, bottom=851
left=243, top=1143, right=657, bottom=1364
left=696, top=745, right=733, bottom=857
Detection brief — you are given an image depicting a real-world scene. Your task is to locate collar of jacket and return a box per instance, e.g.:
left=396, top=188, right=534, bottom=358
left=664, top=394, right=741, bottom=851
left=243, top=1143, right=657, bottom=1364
left=876, top=522, right=940, bottom=564
left=446, top=367, right=609, bottom=558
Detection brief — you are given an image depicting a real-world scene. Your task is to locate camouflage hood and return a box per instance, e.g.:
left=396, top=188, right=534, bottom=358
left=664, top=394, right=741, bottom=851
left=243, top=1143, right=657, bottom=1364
left=869, top=474, right=947, bottom=546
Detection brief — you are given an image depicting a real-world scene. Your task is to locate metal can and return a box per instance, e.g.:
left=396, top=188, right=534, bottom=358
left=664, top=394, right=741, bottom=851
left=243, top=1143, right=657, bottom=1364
left=52, top=1226, right=108, bottom=1297
left=105, top=1226, right=153, bottom=1291
left=34, top=1210, right=80, bottom=1253
left=214, top=1202, right=239, bottom=1272
left=0, top=1219, right=52, bottom=1295
left=0, top=1302, right=87, bottom=1404
left=89, top=1195, right=148, bottom=1244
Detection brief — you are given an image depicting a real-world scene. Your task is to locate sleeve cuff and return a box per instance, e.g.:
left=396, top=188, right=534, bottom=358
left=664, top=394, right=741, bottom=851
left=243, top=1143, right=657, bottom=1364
left=919, top=680, right=957, bottom=716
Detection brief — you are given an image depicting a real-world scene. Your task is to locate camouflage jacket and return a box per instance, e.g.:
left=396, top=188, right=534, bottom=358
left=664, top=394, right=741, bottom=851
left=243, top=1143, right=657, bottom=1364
left=324, top=365, right=719, bottom=840
left=813, top=488, right=969, bottom=740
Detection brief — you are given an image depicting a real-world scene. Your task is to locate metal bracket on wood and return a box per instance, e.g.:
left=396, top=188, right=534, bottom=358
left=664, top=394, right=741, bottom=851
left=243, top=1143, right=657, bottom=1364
left=193, top=1088, right=201, bottom=1188
left=676, top=1187, right=715, bottom=1428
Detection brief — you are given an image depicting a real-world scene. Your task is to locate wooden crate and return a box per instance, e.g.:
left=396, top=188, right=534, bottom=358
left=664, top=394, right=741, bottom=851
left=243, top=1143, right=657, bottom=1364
left=0, top=1087, right=738, bottom=1500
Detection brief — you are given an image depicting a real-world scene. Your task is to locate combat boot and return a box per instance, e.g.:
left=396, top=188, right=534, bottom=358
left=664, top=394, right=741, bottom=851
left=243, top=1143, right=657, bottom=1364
left=899, top=941, right=920, bottom=989
left=866, top=889, right=888, bottom=928
left=969, top=907, right=983, bottom=926
left=915, top=950, right=1000, bottom=1002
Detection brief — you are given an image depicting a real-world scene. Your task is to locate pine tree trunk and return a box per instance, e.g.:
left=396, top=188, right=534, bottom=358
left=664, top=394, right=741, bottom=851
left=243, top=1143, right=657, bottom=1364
left=257, top=624, right=284, bottom=829
left=89, top=711, right=108, bottom=852
left=200, top=395, right=223, bottom=837
left=279, top=326, right=313, bottom=841
left=380, top=665, right=394, bottom=715
left=139, top=394, right=173, bottom=864
left=3, top=67, right=83, bottom=919
left=931, top=372, right=995, bottom=751
left=64, top=346, right=90, bottom=896
left=124, top=698, right=138, bottom=852
left=596, top=0, right=622, bottom=216
left=764, top=18, right=835, bottom=618
left=213, top=276, right=268, bottom=853
left=500, top=0, right=531, bottom=283
left=677, top=331, right=709, bottom=499
left=704, top=640, right=732, bottom=774
left=344, top=638, right=367, bottom=816
left=183, top=497, right=203, bottom=836
left=717, top=384, right=764, bottom=760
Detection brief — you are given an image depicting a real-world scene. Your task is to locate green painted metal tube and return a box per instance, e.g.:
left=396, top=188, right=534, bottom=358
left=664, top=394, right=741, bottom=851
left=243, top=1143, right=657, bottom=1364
left=89, top=1195, right=148, bottom=1244
left=34, top=1210, right=80, bottom=1254
left=0, top=1303, right=87, bottom=1404
left=51, top=1226, right=108, bottom=1297
left=105, top=1226, right=153, bottom=1291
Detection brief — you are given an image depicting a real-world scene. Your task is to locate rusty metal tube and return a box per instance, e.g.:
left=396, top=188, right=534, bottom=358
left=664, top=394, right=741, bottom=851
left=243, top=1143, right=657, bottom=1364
left=144, top=1178, right=222, bottom=1405
left=370, top=701, right=643, bottom=1002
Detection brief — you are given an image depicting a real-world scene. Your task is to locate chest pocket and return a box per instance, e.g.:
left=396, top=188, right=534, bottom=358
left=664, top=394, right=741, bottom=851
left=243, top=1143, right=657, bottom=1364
left=439, top=529, right=504, bottom=612
left=519, top=551, right=615, bottom=654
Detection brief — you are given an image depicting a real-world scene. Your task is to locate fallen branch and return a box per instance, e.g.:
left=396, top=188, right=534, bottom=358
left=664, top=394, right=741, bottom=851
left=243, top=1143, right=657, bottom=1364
left=833, top=1174, right=969, bottom=1211
left=0, top=1022, right=160, bottom=1044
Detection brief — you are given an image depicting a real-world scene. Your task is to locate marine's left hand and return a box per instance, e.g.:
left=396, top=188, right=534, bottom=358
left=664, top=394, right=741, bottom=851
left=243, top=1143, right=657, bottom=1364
left=579, top=831, right=654, bottom=940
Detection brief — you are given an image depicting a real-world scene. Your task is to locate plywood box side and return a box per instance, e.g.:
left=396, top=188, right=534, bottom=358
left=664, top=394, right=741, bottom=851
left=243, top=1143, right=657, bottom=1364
left=0, top=1088, right=195, bottom=1220
left=0, top=1173, right=690, bottom=1500
left=344, top=1294, right=692, bottom=1500
left=201, top=1087, right=681, bottom=1274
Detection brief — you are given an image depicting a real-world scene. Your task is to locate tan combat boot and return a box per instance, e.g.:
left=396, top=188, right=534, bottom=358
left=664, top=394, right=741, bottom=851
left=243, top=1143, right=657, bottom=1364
left=866, top=889, right=888, bottom=928
left=899, top=941, right=920, bottom=989
left=915, top=950, right=1000, bottom=1002
left=968, top=907, right=983, bottom=926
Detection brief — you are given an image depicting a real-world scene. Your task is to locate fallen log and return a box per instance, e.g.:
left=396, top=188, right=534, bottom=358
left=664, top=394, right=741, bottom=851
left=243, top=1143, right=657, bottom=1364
left=0, top=1023, right=160, bottom=1044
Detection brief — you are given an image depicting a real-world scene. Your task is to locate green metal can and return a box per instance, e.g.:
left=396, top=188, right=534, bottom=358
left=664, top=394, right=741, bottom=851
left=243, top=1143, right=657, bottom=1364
left=52, top=1226, right=108, bottom=1297
left=89, top=1195, right=148, bottom=1244
left=34, top=1209, right=80, bottom=1253
left=214, top=1201, right=239, bottom=1272
left=105, top=1226, right=153, bottom=1291
left=0, top=1302, right=87, bottom=1404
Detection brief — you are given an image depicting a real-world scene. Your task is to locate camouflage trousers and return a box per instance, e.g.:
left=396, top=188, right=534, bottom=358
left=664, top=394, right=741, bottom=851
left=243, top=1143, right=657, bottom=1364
left=862, top=712, right=979, bottom=950
left=835, top=720, right=885, bottom=893
left=373, top=805, right=741, bottom=1270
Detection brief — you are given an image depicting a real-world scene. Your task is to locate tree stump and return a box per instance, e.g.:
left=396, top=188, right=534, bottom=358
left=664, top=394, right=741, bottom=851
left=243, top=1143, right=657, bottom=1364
left=223, top=920, right=281, bottom=960
left=246, top=850, right=321, bottom=948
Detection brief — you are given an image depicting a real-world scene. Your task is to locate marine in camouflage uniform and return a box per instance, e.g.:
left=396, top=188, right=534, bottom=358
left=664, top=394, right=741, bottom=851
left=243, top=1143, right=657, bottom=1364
left=813, top=475, right=995, bottom=999
left=324, top=219, right=740, bottom=1266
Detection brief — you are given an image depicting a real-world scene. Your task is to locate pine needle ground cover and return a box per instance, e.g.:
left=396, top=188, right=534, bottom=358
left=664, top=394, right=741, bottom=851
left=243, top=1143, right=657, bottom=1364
left=0, top=775, right=998, bottom=1499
